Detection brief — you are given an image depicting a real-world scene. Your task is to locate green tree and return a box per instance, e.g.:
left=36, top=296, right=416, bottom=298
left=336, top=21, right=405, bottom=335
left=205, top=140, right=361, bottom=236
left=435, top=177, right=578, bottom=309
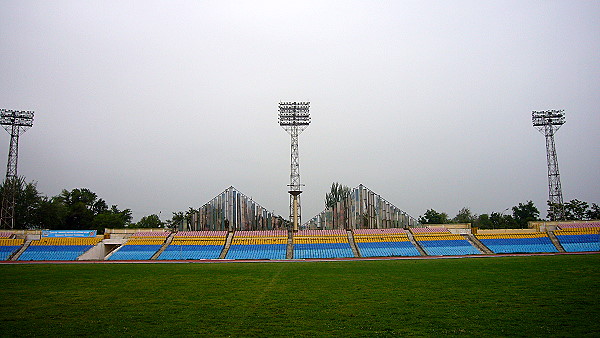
left=59, top=188, right=102, bottom=229
left=489, top=212, right=517, bottom=229
left=474, top=213, right=492, bottom=229
left=512, top=201, right=539, bottom=229
left=325, top=182, right=351, bottom=229
left=453, top=207, right=477, bottom=224
left=547, top=199, right=599, bottom=221
left=563, top=199, right=589, bottom=220
left=586, top=203, right=600, bottom=220
left=135, top=214, right=163, bottom=228
left=325, top=182, right=351, bottom=208
left=0, top=177, right=47, bottom=229
left=169, top=211, right=186, bottom=230
left=419, top=209, right=450, bottom=224
left=92, top=205, right=132, bottom=232
left=37, top=196, right=67, bottom=230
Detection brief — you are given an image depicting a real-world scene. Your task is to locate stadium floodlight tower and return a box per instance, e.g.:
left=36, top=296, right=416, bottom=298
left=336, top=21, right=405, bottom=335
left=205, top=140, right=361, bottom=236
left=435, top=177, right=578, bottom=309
left=0, top=109, right=34, bottom=229
left=532, top=109, right=565, bottom=221
left=279, top=101, right=310, bottom=232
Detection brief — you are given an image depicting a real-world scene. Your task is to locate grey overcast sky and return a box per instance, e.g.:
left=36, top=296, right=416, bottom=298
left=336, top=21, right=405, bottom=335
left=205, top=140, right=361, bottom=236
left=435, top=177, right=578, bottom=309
left=1, top=0, right=598, bottom=223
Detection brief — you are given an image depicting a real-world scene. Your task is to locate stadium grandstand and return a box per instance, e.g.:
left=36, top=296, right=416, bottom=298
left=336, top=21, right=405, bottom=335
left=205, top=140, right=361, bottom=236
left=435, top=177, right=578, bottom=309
left=353, top=228, right=421, bottom=257
left=0, top=231, right=23, bottom=260
left=19, top=237, right=102, bottom=261
left=411, top=227, right=481, bottom=256
left=158, top=231, right=226, bottom=260
left=0, top=220, right=598, bottom=261
left=475, top=232, right=558, bottom=254
left=107, top=231, right=169, bottom=260
left=225, top=230, right=288, bottom=259
left=554, top=222, right=600, bottom=252
left=292, top=230, right=355, bottom=259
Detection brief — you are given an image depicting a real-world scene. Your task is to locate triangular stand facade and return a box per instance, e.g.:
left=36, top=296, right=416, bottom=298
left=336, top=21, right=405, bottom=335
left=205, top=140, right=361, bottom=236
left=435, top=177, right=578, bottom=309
left=187, top=186, right=287, bottom=231
left=304, top=184, right=418, bottom=230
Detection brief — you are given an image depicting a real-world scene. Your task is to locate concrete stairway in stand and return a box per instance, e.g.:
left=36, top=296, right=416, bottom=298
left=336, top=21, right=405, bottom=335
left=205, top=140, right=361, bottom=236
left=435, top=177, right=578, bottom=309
left=463, top=234, right=493, bottom=254
left=151, top=232, right=176, bottom=260
left=286, top=231, right=294, bottom=259
left=547, top=231, right=566, bottom=253
left=9, top=239, right=32, bottom=261
left=406, top=232, right=427, bottom=256
left=347, top=230, right=361, bottom=258
left=219, top=232, right=234, bottom=259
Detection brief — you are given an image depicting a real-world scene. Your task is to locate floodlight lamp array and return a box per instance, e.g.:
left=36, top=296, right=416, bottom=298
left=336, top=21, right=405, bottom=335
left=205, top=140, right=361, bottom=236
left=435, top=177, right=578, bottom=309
left=0, top=109, right=34, bottom=127
left=278, top=102, right=311, bottom=126
left=532, top=110, right=565, bottom=127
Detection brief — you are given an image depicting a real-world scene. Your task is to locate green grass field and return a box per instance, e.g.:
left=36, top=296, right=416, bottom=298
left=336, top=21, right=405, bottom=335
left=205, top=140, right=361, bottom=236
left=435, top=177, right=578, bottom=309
left=1, top=254, right=599, bottom=337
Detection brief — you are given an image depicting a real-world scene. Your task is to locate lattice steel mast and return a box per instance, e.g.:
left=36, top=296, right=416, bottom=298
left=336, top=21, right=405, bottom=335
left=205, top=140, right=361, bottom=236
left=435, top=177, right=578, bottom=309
left=0, top=109, right=34, bottom=229
left=279, top=102, right=310, bottom=232
left=532, top=109, right=565, bottom=221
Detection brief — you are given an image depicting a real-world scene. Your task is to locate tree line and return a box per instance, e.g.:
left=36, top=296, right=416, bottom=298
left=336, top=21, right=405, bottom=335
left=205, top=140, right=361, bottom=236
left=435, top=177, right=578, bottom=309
left=4, top=177, right=599, bottom=232
left=419, top=200, right=600, bottom=229
left=0, top=177, right=167, bottom=232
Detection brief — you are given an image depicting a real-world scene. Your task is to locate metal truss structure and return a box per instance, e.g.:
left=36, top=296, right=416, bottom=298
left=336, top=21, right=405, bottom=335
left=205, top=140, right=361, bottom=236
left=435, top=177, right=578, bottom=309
left=279, top=102, right=310, bottom=231
left=532, top=110, right=566, bottom=221
left=186, top=186, right=287, bottom=231
left=0, top=109, right=34, bottom=229
left=304, top=184, right=419, bottom=230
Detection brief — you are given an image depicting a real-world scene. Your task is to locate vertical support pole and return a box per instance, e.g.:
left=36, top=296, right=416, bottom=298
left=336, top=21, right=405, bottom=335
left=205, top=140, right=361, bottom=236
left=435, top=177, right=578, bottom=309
left=1, top=109, right=34, bottom=229
left=289, top=191, right=301, bottom=232
left=533, top=110, right=566, bottom=221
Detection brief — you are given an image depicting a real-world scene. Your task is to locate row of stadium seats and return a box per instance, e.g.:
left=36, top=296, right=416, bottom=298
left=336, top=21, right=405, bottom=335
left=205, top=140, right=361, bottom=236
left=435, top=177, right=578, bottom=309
left=2, top=227, right=598, bottom=261
left=225, top=231, right=288, bottom=259
left=475, top=233, right=558, bottom=254
left=558, top=221, right=600, bottom=229
left=170, top=238, right=224, bottom=245
left=226, top=244, right=287, bottom=260
left=108, top=232, right=170, bottom=260
left=353, top=228, right=409, bottom=235
left=159, top=231, right=227, bottom=260
left=108, top=245, right=163, bottom=260
left=18, top=237, right=103, bottom=261
left=19, top=245, right=95, bottom=261
left=413, top=234, right=481, bottom=256
left=30, top=237, right=102, bottom=246
left=293, top=232, right=353, bottom=259
left=410, top=227, right=451, bottom=234
left=354, top=233, right=420, bottom=257
left=0, top=239, right=24, bottom=260
left=293, top=243, right=354, bottom=259
left=357, top=241, right=421, bottom=257
left=130, top=231, right=170, bottom=238
left=233, top=230, right=288, bottom=237
left=0, top=232, right=15, bottom=238
left=108, top=231, right=171, bottom=261
left=555, top=227, right=600, bottom=252
left=159, top=245, right=223, bottom=260
left=175, top=231, right=227, bottom=237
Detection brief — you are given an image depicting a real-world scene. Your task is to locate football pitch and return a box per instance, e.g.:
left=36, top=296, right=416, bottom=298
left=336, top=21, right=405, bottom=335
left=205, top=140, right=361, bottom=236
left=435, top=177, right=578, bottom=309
left=1, top=254, right=599, bottom=337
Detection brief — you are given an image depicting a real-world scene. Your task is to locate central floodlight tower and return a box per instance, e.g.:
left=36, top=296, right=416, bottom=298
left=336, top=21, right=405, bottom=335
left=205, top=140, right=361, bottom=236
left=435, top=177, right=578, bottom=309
left=532, top=109, right=565, bottom=221
left=279, top=102, right=310, bottom=232
left=0, top=109, right=34, bottom=229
